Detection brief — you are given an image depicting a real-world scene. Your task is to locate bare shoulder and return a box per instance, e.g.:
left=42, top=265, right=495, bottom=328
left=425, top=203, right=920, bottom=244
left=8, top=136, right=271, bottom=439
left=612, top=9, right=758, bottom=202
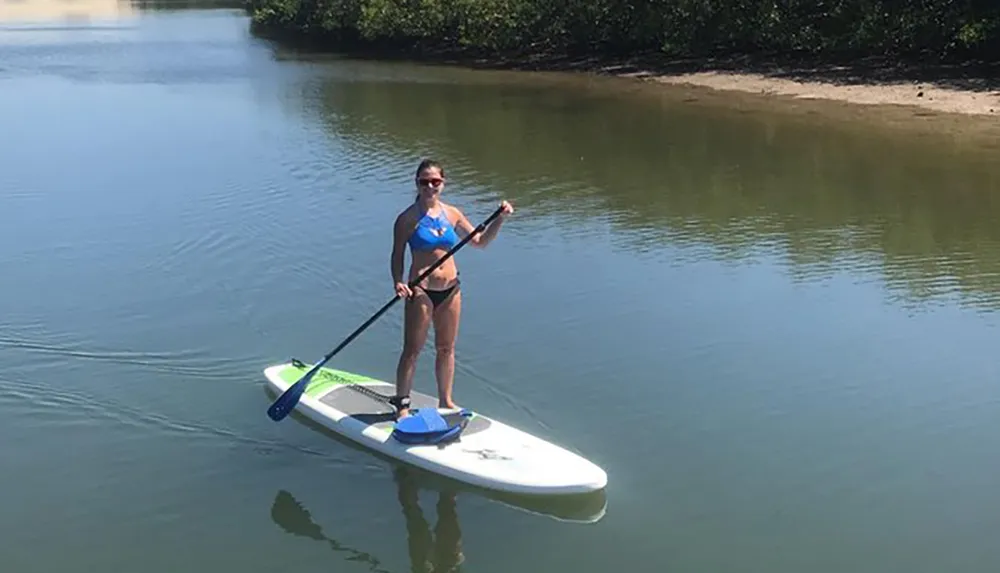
left=442, top=202, right=477, bottom=235
left=393, top=204, right=420, bottom=242
left=394, top=203, right=418, bottom=227
left=442, top=202, right=467, bottom=224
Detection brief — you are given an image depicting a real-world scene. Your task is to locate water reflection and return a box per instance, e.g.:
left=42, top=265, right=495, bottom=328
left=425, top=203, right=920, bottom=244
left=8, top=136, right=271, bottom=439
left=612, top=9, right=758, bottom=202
left=293, top=60, right=1000, bottom=312
left=395, top=465, right=465, bottom=573
left=271, top=465, right=598, bottom=573
left=270, top=488, right=393, bottom=573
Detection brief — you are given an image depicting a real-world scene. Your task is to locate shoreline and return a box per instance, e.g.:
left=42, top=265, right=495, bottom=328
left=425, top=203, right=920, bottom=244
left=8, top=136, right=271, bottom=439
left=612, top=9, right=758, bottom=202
left=250, top=24, right=1000, bottom=121
left=431, top=52, right=1000, bottom=118
left=634, top=68, right=1000, bottom=117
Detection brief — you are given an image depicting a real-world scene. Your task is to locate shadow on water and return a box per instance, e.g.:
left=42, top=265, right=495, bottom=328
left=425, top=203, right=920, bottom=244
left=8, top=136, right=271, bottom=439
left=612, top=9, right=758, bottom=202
left=270, top=465, right=467, bottom=573
left=287, top=61, right=1000, bottom=312
left=271, top=488, right=393, bottom=573
left=271, top=467, right=605, bottom=573
left=261, top=385, right=608, bottom=525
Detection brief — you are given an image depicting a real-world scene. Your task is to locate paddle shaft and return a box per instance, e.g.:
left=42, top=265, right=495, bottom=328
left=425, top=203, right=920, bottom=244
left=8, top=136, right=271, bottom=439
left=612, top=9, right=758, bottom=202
left=314, top=204, right=503, bottom=363
left=267, top=204, right=505, bottom=421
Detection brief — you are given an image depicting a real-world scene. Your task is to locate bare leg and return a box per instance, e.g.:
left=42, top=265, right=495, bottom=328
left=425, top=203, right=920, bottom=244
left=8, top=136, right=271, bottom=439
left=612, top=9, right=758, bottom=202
left=432, top=287, right=461, bottom=409
left=395, top=291, right=432, bottom=418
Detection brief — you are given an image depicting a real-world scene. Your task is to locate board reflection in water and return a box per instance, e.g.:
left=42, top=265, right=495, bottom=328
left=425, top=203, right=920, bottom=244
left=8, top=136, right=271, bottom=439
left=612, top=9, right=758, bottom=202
left=269, top=465, right=606, bottom=572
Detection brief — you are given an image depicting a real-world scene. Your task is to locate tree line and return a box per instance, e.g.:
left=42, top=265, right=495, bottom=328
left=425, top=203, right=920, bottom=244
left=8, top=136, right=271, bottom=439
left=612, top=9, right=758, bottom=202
left=246, top=0, right=1000, bottom=62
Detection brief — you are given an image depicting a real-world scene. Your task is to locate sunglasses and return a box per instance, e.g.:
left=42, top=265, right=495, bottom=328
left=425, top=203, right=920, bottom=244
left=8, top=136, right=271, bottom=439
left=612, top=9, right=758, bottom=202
left=417, top=177, right=444, bottom=188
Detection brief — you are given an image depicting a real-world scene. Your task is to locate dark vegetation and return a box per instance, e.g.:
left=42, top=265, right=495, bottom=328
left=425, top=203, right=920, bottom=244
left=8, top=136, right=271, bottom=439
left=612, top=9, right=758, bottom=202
left=246, top=1, right=1000, bottom=66
left=243, top=0, right=1000, bottom=93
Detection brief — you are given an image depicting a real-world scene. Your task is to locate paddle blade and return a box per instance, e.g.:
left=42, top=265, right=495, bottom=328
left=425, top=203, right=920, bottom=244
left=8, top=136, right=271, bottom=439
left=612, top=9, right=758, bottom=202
left=266, top=367, right=317, bottom=421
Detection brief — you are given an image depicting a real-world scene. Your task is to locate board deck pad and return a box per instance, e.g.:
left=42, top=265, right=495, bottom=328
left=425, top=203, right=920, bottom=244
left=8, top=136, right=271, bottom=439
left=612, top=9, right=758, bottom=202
left=276, top=362, right=491, bottom=437
left=321, top=382, right=492, bottom=436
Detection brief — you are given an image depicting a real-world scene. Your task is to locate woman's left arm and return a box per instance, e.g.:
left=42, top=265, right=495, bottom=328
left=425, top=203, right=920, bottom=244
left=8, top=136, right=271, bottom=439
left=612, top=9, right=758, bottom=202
left=451, top=202, right=512, bottom=248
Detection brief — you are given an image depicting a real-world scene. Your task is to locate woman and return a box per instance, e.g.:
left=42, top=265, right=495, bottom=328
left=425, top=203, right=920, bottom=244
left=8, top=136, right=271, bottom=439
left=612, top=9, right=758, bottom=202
left=389, top=159, right=514, bottom=419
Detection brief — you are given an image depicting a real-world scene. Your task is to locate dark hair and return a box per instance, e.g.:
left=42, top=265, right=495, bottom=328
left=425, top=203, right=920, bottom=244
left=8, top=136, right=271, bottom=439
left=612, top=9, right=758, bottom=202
left=415, top=158, right=444, bottom=178
left=414, top=158, right=444, bottom=200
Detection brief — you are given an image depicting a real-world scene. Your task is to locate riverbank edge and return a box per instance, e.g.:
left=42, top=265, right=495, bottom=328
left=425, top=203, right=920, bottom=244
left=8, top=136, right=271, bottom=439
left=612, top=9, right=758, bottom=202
left=247, top=17, right=1000, bottom=119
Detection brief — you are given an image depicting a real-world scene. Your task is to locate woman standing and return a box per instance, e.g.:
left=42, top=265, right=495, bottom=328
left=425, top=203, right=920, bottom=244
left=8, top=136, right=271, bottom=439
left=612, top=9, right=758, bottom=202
left=389, top=159, right=514, bottom=419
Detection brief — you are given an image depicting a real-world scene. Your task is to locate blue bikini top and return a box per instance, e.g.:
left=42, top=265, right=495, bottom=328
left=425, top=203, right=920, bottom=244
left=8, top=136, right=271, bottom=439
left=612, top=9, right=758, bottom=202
left=408, top=209, right=459, bottom=251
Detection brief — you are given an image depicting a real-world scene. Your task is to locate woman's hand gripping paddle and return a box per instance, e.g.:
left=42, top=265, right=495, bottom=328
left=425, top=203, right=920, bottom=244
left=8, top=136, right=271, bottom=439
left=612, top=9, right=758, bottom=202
left=266, top=204, right=505, bottom=422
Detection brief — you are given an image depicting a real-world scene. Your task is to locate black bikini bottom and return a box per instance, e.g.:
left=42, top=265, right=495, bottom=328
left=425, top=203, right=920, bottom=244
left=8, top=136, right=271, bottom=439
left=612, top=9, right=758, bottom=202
left=416, top=280, right=460, bottom=308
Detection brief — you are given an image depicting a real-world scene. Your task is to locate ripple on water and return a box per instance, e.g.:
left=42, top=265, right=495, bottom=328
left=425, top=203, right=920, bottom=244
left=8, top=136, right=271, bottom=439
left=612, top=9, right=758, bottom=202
left=0, top=329, right=247, bottom=382
left=0, top=369, right=345, bottom=463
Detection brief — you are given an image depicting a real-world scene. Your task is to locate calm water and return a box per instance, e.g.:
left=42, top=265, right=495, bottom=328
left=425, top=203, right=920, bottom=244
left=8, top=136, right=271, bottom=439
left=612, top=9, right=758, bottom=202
left=3, top=3, right=1000, bottom=572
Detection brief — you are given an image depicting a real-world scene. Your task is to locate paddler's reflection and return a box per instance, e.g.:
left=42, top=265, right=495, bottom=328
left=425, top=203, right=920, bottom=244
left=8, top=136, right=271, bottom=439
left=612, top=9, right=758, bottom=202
left=394, top=464, right=464, bottom=572
left=269, top=464, right=464, bottom=572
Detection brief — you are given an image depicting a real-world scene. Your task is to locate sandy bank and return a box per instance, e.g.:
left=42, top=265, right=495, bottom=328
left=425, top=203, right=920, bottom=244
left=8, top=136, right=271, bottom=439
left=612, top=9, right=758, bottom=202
left=515, top=52, right=998, bottom=119
left=639, top=70, right=1000, bottom=117
left=488, top=52, right=1000, bottom=142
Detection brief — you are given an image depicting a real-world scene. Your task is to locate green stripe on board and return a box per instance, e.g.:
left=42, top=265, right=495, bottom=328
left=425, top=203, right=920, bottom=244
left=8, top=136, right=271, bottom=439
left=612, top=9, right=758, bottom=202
left=277, top=364, right=381, bottom=398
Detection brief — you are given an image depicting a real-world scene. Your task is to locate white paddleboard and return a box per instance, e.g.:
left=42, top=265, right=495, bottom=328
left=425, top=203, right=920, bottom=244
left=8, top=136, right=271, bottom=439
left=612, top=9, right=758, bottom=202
left=264, top=359, right=608, bottom=496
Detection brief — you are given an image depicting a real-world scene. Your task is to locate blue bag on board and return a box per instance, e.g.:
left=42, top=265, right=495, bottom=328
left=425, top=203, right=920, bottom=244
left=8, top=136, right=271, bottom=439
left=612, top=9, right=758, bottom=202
left=391, top=408, right=473, bottom=445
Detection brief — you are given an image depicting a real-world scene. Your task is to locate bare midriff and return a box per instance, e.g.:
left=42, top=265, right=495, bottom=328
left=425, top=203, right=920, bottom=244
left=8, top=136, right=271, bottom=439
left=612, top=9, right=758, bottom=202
left=408, top=248, right=459, bottom=290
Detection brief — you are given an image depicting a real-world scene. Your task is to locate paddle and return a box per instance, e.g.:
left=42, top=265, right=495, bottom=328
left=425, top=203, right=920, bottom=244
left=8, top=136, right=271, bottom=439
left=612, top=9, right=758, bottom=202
left=266, top=204, right=506, bottom=422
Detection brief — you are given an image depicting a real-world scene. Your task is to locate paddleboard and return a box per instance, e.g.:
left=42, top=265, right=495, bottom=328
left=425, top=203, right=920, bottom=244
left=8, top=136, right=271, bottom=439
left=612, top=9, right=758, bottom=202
left=263, top=359, right=608, bottom=496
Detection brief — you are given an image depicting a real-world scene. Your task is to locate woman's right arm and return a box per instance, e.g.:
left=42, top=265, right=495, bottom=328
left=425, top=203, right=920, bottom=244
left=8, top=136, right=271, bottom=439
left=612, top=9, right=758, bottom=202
left=391, top=213, right=412, bottom=298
